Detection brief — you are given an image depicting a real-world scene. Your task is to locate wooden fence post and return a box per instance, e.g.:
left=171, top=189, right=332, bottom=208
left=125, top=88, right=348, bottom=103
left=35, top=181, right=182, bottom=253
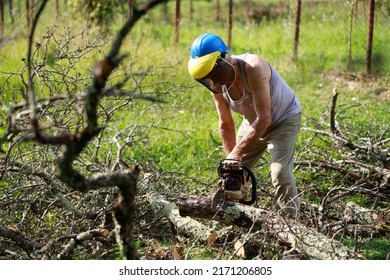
left=227, top=0, right=233, bottom=48
left=0, top=0, right=4, bottom=36
left=174, top=0, right=180, bottom=45
left=365, top=0, right=375, bottom=75
left=292, top=0, right=302, bottom=61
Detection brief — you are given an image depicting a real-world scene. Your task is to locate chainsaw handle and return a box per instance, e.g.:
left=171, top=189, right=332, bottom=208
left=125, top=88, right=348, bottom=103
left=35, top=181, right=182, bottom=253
left=217, top=159, right=257, bottom=205
left=240, top=165, right=257, bottom=205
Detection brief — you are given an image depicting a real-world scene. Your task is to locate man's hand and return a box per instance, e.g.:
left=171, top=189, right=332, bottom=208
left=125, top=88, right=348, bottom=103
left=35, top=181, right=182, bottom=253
left=226, top=152, right=242, bottom=163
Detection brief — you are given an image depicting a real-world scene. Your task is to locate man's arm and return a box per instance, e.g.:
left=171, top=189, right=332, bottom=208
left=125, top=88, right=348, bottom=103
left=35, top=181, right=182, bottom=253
left=227, top=55, right=272, bottom=160
left=212, top=93, right=236, bottom=155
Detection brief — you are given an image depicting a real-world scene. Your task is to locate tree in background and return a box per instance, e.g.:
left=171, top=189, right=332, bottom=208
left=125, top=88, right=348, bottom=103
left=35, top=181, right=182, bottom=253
left=67, top=0, right=127, bottom=27
left=292, top=0, right=302, bottom=61
left=227, top=0, right=232, bottom=47
left=0, top=0, right=4, bottom=36
left=365, top=0, right=375, bottom=74
left=174, top=0, right=180, bottom=45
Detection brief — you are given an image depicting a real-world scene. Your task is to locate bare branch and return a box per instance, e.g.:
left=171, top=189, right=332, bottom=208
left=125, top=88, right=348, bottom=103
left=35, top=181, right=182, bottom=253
left=330, top=87, right=341, bottom=135
left=27, top=0, right=49, bottom=133
left=0, top=225, right=42, bottom=256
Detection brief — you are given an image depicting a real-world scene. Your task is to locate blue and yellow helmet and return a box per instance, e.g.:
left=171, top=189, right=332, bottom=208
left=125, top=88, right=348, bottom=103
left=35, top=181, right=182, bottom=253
left=188, top=33, right=229, bottom=79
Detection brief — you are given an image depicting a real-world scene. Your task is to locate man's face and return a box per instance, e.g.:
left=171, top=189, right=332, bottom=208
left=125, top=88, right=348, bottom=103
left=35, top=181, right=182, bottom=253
left=196, top=58, right=236, bottom=94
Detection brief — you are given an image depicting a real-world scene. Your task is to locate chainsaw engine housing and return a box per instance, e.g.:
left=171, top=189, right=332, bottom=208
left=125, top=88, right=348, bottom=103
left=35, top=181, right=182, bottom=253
left=213, top=159, right=257, bottom=207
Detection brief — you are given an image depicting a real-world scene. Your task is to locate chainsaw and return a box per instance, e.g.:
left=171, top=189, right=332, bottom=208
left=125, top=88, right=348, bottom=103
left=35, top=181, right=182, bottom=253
left=211, top=159, right=257, bottom=210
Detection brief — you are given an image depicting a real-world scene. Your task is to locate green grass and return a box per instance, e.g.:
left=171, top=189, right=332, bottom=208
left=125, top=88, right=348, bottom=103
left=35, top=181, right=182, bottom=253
left=1, top=0, right=388, bottom=185
left=343, top=237, right=390, bottom=260
left=0, top=0, right=389, bottom=259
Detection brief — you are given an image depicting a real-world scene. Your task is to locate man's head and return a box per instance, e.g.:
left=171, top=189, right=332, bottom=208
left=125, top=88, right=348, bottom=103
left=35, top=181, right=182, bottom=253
left=188, top=33, right=229, bottom=79
left=188, top=33, right=235, bottom=93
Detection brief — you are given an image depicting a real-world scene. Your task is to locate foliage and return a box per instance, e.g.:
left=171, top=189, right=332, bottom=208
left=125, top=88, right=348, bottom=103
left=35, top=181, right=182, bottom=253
left=67, top=0, right=127, bottom=27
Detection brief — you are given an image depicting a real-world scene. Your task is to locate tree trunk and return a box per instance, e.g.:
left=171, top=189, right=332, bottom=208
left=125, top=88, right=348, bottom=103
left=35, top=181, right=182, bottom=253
left=147, top=192, right=213, bottom=243
left=227, top=0, right=233, bottom=47
left=55, top=0, right=59, bottom=18
left=177, top=194, right=361, bottom=260
left=8, top=0, right=14, bottom=23
left=215, top=0, right=220, bottom=24
left=112, top=177, right=139, bottom=260
left=189, top=0, right=193, bottom=21
left=0, top=0, right=4, bottom=36
left=365, top=0, right=375, bottom=75
left=174, top=0, right=180, bottom=45
left=127, top=0, right=135, bottom=18
left=25, top=0, right=30, bottom=31
left=347, top=0, right=355, bottom=70
left=292, top=0, right=302, bottom=61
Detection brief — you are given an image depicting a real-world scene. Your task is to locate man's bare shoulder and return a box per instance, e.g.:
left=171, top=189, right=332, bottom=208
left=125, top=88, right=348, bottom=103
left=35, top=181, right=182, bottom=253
left=239, top=54, right=270, bottom=81
left=239, top=54, right=267, bottom=67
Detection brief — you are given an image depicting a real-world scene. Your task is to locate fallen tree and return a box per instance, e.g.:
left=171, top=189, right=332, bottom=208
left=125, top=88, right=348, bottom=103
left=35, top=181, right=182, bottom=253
left=147, top=192, right=213, bottom=243
left=178, top=195, right=364, bottom=260
left=145, top=188, right=361, bottom=260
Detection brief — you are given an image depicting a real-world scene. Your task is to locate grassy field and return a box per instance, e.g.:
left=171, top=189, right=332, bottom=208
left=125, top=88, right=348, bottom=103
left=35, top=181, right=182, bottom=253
left=118, top=1, right=390, bottom=177
left=0, top=0, right=389, bottom=259
left=1, top=0, right=388, bottom=202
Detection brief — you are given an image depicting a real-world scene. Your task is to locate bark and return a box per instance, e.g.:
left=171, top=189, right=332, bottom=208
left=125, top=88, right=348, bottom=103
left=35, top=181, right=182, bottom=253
left=176, top=195, right=361, bottom=260
left=55, top=0, right=59, bottom=18
left=8, top=0, right=14, bottom=23
left=147, top=192, right=213, bottom=243
left=55, top=229, right=110, bottom=260
left=174, top=0, right=180, bottom=45
left=189, top=0, right=193, bottom=21
left=347, top=0, right=355, bottom=69
left=227, top=0, right=233, bottom=47
left=365, top=0, right=375, bottom=74
left=292, top=0, right=302, bottom=61
left=112, top=165, right=140, bottom=260
left=25, top=0, right=30, bottom=31
left=0, top=0, right=4, bottom=36
left=0, top=225, right=42, bottom=255
left=330, top=88, right=340, bottom=135
left=215, top=0, right=220, bottom=24
left=344, top=201, right=387, bottom=229
left=141, top=173, right=234, bottom=245
left=127, top=0, right=135, bottom=18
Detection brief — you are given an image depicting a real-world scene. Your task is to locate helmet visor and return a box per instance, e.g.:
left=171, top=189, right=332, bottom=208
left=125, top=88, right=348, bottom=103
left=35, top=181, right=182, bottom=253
left=195, top=57, right=236, bottom=94
left=188, top=51, right=220, bottom=79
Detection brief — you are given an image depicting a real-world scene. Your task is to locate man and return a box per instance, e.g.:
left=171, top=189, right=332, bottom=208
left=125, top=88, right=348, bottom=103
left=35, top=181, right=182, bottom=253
left=188, top=33, right=301, bottom=218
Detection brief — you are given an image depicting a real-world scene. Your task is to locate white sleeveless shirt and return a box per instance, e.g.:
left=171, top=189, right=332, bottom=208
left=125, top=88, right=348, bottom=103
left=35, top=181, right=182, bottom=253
left=222, top=54, right=301, bottom=127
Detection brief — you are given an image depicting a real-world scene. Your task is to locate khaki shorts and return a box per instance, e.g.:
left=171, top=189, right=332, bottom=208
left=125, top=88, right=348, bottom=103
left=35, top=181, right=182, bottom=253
left=237, top=113, right=301, bottom=218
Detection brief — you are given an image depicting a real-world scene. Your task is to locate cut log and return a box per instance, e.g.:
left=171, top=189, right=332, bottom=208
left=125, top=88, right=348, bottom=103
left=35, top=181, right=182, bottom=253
left=147, top=192, right=214, bottom=243
left=177, top=195, right=362, bottom=260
